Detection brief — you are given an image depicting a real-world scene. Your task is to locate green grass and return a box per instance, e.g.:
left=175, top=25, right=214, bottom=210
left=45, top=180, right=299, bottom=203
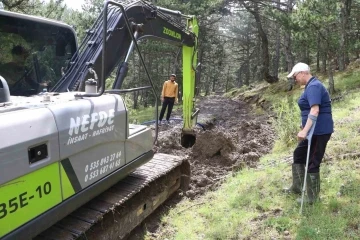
left=143, top=67, right=360, bottom=240
left=327, top=92, right=360, bottom=156
left=151, top=159, right=360, bottom=239
left=272, top=95, right=300, bottom=151
left=128, top=105, right=182, bottom=124
left=333, top=68, right=360, bottom=91
left=128, top=106, right=157, bottom=124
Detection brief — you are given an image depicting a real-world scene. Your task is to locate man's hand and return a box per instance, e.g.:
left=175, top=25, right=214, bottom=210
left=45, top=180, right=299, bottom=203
left=297, top=130, right=307, bottom=141
left=161, top=96, right=164, bottom=102
left=175, top=99, right=178, bottom=104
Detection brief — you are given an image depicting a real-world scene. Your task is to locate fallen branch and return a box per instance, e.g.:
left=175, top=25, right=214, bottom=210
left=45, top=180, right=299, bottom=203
left=176, top=202, right=205, bottom=214
left=256, top=152, right=360, bottom=170
left=325, top=152, right=360, bottom=161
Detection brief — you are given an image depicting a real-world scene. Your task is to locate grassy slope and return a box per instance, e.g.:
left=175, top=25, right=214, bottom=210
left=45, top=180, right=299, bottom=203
left=143, top=67, right=360, bottom=239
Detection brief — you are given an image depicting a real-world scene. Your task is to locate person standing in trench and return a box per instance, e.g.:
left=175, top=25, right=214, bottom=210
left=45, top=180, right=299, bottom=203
left=159, top=73, right=178, bottom=124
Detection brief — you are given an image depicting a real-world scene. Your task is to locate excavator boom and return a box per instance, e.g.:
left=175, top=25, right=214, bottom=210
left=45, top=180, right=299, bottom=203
left=52, top=0, right=195, bottom=92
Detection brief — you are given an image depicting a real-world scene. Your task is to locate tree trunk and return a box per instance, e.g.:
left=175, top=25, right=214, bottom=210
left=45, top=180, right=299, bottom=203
left=305, top=47, right=310, bottom=64
left=338, top=35, right=345, bottom=71
left=281, top=51, right=287, bottom=72
left=284, top=0, right=294, bottom=72
left=212, top=65, right=217, bottom=92
left=316, top=34, right=320, bottom=72
left=143, top=92, right=148, bottom=107
left=327, top=54, right=335, bottom=94
left=167, top=56, right=171, bottom=76
left=205, top=77, right=210, bottom=96
left=339, top=10, right=346, bottom=71
left=173, top=49, right=181, bottom=74
left=321, top=57, right=327, bottom=74
left=225, top=67, right=230, bottom=92
left=321, top=39, right=327, bottom=73
left=245, top=55, right=250, bottom=86
left=252, top=46, right=260, bottom=82
left=138, top=53, right=142, bottom=98
left=245, top=20, right=251, bottom=85
left=339, top=0, right=352, bottom=69
left=344, top=0, right=352, bottom=67
left=243, top=2, right=278, bottom=83
left=237, top=67, right=243, bottom=88
left=273, top=0, right=281, bottom=78
left=133, top=91, right=139, bottom=109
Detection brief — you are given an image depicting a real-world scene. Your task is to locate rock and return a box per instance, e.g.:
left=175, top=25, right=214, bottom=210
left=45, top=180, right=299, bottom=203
left=197, top=176, right=209, bottom=187
left=243, top=152, right=260, bottom=162
left=232, top=160, right=245, bottom=172
left=205, top=170, right=215, bottom=178
left=239, top=146, right=251, bottom=154
left=186, top=190, right=195, bottom=199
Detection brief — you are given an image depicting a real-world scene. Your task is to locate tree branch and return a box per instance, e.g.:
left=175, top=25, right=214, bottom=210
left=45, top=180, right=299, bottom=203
left=2, top=0, right=27, bottom=9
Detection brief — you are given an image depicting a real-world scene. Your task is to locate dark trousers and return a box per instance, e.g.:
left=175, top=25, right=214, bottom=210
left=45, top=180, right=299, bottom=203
left=293, top=134, right=331, bottom=173
left=159, top=97, right=175, bottom=121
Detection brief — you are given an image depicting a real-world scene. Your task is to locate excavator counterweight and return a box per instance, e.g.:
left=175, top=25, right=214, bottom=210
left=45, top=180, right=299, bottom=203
left=0, top=1, right=198, bottom=239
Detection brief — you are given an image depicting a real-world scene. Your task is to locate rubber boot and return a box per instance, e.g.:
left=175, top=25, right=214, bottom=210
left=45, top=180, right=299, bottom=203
left=297, top=172, right=320, bottom=204
left=283, top=164, right=305, bottom=194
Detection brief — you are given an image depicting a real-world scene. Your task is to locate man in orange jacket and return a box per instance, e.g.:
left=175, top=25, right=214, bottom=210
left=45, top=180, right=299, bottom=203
left=159, top=74, right=178, bottom=123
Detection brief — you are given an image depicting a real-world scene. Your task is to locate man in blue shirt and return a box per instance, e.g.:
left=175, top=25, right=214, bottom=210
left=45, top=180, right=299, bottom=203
left=284, top=62, right=333, bottom=204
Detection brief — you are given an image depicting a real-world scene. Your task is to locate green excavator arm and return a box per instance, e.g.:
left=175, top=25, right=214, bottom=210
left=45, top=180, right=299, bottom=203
left=181, top=16, right=199, bottom=147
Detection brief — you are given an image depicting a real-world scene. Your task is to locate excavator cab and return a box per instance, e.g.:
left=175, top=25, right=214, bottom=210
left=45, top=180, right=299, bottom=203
left=0, top=1, right=198, bottom=239
left=0, top=12, right=77, bottom=96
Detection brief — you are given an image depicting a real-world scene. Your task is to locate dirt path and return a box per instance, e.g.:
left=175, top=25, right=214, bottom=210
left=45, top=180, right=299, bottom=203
left=127, top=95, right=275, bottom=239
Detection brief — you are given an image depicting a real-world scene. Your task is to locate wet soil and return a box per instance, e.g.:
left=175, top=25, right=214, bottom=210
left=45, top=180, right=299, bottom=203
left=127, top=94, right=275, bottom=239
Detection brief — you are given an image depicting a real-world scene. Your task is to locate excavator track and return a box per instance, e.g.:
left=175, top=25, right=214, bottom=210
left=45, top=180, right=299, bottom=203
left=34, top=153, right=190, bottom=240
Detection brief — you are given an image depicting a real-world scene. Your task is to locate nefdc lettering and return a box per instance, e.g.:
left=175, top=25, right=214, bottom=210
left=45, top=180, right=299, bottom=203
left=68, top=109, right=115, bottom=136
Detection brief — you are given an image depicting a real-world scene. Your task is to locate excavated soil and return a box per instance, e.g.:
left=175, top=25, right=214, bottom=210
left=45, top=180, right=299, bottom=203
left=154, top=95, right=274, bottom=198
left=127, top=94, right=275, bottom=239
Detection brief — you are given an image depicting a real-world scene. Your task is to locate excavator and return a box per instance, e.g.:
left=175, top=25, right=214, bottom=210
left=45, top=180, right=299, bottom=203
left=0, top=0, right=199, bottom=239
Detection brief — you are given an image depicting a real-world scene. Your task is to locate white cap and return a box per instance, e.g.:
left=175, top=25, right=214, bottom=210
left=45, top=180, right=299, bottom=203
left=287, top=62, right=310, bottom=78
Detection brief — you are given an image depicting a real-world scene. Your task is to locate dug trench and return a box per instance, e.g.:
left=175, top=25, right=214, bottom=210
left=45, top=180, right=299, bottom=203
left=126, top=94, right=275, bottom=239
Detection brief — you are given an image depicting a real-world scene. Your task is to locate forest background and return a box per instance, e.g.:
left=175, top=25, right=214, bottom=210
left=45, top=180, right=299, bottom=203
left=2, top=0, right=357, bottom=110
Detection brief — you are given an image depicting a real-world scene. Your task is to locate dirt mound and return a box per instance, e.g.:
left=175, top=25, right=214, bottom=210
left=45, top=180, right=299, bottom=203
left=154, top=125, right=185, bottom=154
left=192, top=131, right=234, bottom=161
left=154, top=95, right=275, bottom=199
left=128, top=94, right=275, bottom=240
